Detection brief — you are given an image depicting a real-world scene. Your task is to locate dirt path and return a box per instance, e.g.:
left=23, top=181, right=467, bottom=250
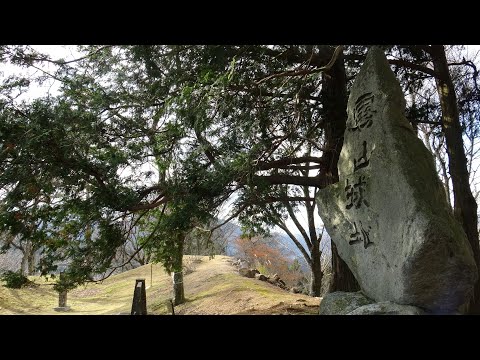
left=171, top=256, right=320, bottom=315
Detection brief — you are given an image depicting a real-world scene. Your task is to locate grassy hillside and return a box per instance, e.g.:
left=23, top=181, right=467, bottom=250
left=0, top=255, right=320, bottom=315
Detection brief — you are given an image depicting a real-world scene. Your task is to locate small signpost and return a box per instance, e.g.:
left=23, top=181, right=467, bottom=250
left=131, top=279, right=147, bottom=315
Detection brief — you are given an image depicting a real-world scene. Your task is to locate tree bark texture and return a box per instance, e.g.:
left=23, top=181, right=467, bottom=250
left=320, top=47, right=360, bottom=292
left=430, top=45, right=480, bottom=314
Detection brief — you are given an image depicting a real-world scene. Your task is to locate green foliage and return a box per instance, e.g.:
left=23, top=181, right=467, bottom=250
left=52, top=273, right=78, bottom=293
left=256, top=262, right=270, bottom=276
left=0, top=270, right=29, bottom=288
left=289, top=258, right=302, bottom=272
left=0, top=44, right=477, bottom=289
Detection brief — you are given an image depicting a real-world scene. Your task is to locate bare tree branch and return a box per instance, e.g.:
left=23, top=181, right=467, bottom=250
left=20, top=45, right=113, bottom=66
left=283, top=200, right=312, bottom=250
left=87, top=203, right=167, bottom=283
left=276, top=221, right=311, bottom=265
left=252, top=174, right=329, bottom=188
left=255, top=156, right=324, bottom=171
left=256, top=45, right=344, bottom=85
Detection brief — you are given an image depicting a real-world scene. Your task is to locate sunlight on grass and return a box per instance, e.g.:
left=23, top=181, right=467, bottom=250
left=0, top=256, right=319, bottom=315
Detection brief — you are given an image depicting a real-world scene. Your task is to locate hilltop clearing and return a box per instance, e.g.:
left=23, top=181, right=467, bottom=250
left=0, top=255, right=319, bottom=315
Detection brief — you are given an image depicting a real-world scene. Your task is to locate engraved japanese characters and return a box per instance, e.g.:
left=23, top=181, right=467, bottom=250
left=316, top=47, right=477, bottom=312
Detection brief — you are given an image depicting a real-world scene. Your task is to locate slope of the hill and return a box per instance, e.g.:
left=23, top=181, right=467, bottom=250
left=0, top=255, right=320, bottom=315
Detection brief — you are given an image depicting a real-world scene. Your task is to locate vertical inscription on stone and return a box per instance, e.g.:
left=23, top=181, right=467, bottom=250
left=345, top=176, right=370, bottom=209
left=349, top=220, right=373, bottom=249
left=354, top=141, right=370, bottom=172
left=349, top=92, right=375, bottom=132
left=345, top=92, right=375, bottom=248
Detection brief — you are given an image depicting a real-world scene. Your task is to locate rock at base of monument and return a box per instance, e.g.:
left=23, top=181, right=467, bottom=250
left=347, top=302, right=425, bottom=315
left=319, top=291, right=374, bottom=315
left=54, top=306, right=71, bottom=312
left=319, top=291, right=427, bottom=315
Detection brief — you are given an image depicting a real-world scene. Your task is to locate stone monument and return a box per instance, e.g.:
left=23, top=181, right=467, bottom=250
left=317, top=46, right=477, bottom=313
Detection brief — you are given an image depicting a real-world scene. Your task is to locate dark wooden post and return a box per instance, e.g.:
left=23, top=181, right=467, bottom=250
left=131, top=279, right=147, bottom=315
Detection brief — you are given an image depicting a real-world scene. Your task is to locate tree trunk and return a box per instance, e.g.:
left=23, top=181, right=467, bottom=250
left=58, top=273, right=68, bottom=308
left=172, top=271, right=184, bottom=306
left=320, top=46, right=360, bottom=292
left=26, top=243, right=35, bottom=275
left=309, top=242, right=322, bottom=296
left=27, top=255, right=35, bottom=275
left=171, top=233, right=186, bottom=306
left=329, top=241, right=360, bottom=292
left=422, top=127, right=452, bottom=207
left=430, top=45, right=480, bottom=314
left=20, top=251, right=28, bottom=277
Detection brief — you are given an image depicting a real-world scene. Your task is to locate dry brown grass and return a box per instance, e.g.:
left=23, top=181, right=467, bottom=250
left=0, top=255, right=320, bottom=315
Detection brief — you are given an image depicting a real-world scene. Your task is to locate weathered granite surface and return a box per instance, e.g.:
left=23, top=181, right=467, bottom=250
left=319, top=291, right=374, bottom=315
left=319, top=291, right=425, bottom=315
left=316, top=46, right=477, bottom=312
